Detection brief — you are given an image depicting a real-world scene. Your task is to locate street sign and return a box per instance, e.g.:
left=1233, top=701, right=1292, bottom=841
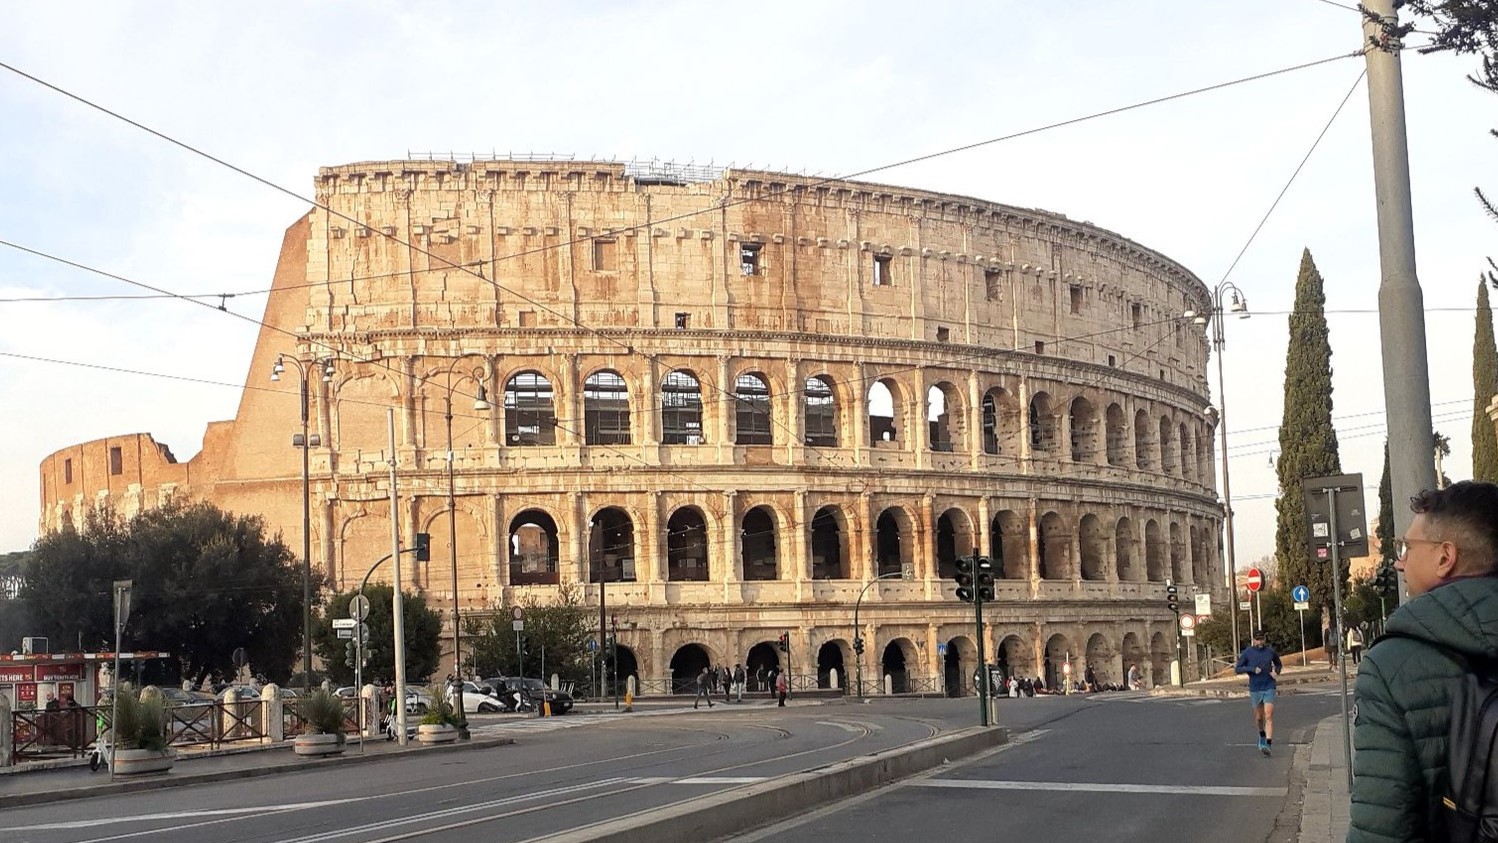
left=1294, top=602, right=1311, bottom=611
left=1181, top=626, right=1196, bottom=637
left=512, top=620, right=524, bottom=632
left=1292, top=585, right=1310, bottom=604
left=1303, top=473, right=1370, bottom=557
left=937, top=643, right=947, bottom=656
left=358, top=622, right=370, bottom=641
left=332, top=618, right=356, bottom=630
left=337, top=628, right=353, bottom=639
left=512, top=607, right=524, bottom=621
left=349, top=595, right=371, bottom=621
left=587, top=639, right=598, bottom=652
left=1194, top=594, right=1211, bottom=616
left=1179, top=614, right=1197, bottom=631
left=1246, top=568, right=1264, bottom=593
left=901, top=562, right=915, bottom=581
left=1239, top=601, right=1252, bottom=610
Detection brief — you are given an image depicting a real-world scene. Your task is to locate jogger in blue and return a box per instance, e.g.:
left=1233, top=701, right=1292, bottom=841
left=1235, top=628, right=1283, bottom=755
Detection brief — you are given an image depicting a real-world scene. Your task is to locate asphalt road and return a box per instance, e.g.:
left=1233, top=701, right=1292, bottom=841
left=732, top=686, right=1346, bottom=843
left=0, top=701, right=976, bottom=843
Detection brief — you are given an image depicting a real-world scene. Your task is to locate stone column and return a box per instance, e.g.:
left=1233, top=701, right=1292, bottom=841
left=1027, top=497, right=1041, bottom=600
left=570, top=492, right=586, bottom=583
left=716, top=356, right=733, bottom=461
left=721, top=490, right=740, bottom=603
left=643, top=491, right=664, bottom=587
left=640, top=356, right=659, bottom=447
left=560, top=353, right=581, bottom=447
left=968, top=371, right=983, bottom=470
left=793, top=490, right=809, bottom=600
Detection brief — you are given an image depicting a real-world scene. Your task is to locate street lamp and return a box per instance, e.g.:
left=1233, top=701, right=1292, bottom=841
left=270, top=353, right=335, bottom=692
left=1187, top=283, right=1250, bottom=657
left=438, top=355, right=491, bottom=736
left=852, top=571, right=903, bottom=700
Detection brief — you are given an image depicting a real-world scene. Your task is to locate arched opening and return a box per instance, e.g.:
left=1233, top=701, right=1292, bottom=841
left=1150, top=631, right=1172, bottom=688
left=1105, top=403, right=1127, bottom=466
left=1122, top=632, right=1147, bottom=689
left=1069, top=397, right=1097, bottom=462
left=742, top=506, right=779, bottom=581
left=661, top=369, right=704, bottom=445
left=734, top=372, right=773, bottom=445
left=1079, top=514, right=1107, bottom=581
left=875, top=509, right=911, bottom=577
left=928, top=383, right=964, bottom=452
left=1170, top=521, right=1187, bottom=584
left=991, top=510, right=1029, bottom=580
left=810, top=506, right=846, bottom=579
left=997, top=635, right=1032, bottom=686
left=746, top=641, right=782, bottom=693
left=881, top=639, right=914, bottom=694
left=1134, top=409, right=1151, bottom=470
left=1179, top=423, right=1194, bottom=481
left=816, top=641, right=847, bottom=689
left=1029, top=392, right=1058, bottom=454
left=583, top=370, right=631, bottom=445
left=944, top=636, right=977, bottom=698
left=1159, top=416, right=1175, bottom=475
left=868, top=379, right=901, bottom=444
left=611, top=646, right=640, bottom=695
left=667, top=507, right=709, bottom=582
left=505, top=371, right=557, bottom=446
left=1085, top=633, right=1115, bottom=689
left=981, top=387, right=1017, bottom=455
left=1039, top=512, right=1070, bottom=580
left=508, top=510, right=560, bottom=586
left=1145, top=519, right=1166, bottom=582
left=1043, top=633, right=1074, bottom=692
left=804, top=375, right=838, bottom=447
left=1115, top=517, right=1140, bottom=582
left=588, top=507, right=636, bottom=582
left=669, top=644, right=712, bottom=694
left=934, top=508, right=974, bottom=579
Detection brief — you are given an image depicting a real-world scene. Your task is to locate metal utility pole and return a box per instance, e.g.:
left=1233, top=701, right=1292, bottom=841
left=1326, top=488, right=1355, bottom=791
left=389, top=408, right=409, bottom=746
left=1364, top=0, right=1436, bottom=603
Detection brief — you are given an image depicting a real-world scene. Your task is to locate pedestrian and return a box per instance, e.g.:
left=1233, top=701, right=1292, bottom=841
left=755, top=664, right=766, bottom=692
left=1348, top=481, right=1498, bottom=841
left=1084, top=663, right=1098, bottom=693
left=1126, top=663, right=1142, bottom=691
left=775, top=668, right=789, bottom=707
left=1345, top=624, right=1365, bottom=665
left=694, top=666, right=714, bottom=709
left=1235, top=628, right=1282, bottom=756
left=721, top=665, right=732, bottom=702
left=732, top=663, right=746, bottom=703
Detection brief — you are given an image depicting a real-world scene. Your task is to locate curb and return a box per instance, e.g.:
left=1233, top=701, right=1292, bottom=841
left=527, top=725, right=1009, bottom=843
left=0, top=736, right=515, bottom=809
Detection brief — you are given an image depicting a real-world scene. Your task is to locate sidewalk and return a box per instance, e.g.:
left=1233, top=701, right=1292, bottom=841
left=1297, top=715, right=1351, bottom=842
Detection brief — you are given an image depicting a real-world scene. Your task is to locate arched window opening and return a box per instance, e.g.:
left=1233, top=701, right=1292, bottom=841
left=735, top=372, right=773, bottom=445
left=584, top=370, right=631, bottom=445
left=661, top=370, right=704, bottom=445
left=804, top=376, right=838, bottom=447
left=505, top=372, right=556, bottom=446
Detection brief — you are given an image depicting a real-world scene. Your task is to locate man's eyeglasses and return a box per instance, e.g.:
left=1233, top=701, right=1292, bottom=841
left=1393, top=537, right=1443, bottom=559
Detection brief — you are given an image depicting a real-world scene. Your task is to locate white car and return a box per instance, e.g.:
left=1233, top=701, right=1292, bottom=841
left=446, top=681, right=507, bottom=714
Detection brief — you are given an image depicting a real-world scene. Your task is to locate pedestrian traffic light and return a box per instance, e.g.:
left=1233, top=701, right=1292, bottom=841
left=414, top=532, right=431, bottom=562
left=1166, top=583, right=1179, bottom=612
left=975, top=555, right=995, bottom=602
left=777, top=632, right=789, bottom=652
left=954, top=555, right=976, bottom=603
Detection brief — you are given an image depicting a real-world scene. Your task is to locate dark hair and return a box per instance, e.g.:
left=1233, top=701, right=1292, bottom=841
left=1410, top=481, right=1498, bottom=571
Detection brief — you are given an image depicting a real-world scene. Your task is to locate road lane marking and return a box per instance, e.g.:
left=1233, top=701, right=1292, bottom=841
left=672, top=776, right=768, bottom=785
left=817, top=721, right=865, bottom=733
left=912, top=779, right=1286, bottom=797
left=0, top=802, right=351, bottom=831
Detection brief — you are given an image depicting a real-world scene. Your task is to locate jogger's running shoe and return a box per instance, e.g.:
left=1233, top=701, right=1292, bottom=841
left=1259, top=737, right=1270, bottom=756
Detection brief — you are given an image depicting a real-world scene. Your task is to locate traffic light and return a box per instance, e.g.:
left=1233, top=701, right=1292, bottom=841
left=1166, top=583, right=1180, bottom=612
left=975, top=556, right=995, bottom=602
left=853, top=636, right=865, bottom=655
left=777, top=632, right=789, bottom=652
left=414, top=532, right=431, bottom=562
left=954, top=556, right=976, bottom=603
left=344, top=640, right=357, bottom=669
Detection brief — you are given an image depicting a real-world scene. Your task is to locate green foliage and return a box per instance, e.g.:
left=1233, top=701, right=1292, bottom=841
left=300, top=688, right=345, bottom=735
left=1475, top=282, right=1498, bottom=481
left=0, top=550, right=34, bottom=653
left=418, top=683, right=460, bottom=727
left=19, top=500, right=314, bottom=684
left=1377, top=441, right=1398, bottom=567
left=312, top=584, right=442, bottom=686
left=1401, top=1, right=1498, bottom=90
left=462, top=583, right=594, bottom=684
left=112, top=684, right=170, bottom=752
left=1273, top=249, right=1345, bottom=613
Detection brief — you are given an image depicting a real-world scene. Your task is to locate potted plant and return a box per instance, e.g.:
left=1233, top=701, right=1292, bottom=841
left=416, top=684, right=460, bottom=744
left=293, top=689, right=347, bottom=757
left=110, top=684, right=175, bottom=775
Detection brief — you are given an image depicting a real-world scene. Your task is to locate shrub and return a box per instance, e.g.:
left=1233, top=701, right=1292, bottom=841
left=419, top=683, right=459, bottom=727
left=301, top=689, right=346, bottom=738
left=111, top=684, right=170, bottom=752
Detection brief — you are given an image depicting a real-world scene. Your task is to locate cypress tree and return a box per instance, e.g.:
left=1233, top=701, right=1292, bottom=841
left=1473, top=280, right=1498, bottom=481
left=1377, top=440, right=1396, bottom=565
left=1274, top=249, right=1343, bottom=612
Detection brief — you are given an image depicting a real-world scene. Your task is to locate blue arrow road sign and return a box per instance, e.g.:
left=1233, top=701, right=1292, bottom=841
left=937, top=643, right=947, bottom=656
left=1292, top=585, right=1310, bottom=603
left=586, top=639, right=598, bottom=652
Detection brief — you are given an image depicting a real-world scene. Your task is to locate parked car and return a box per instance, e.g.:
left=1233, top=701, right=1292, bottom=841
left=487, top=677, right=573, bottom=714
left=156, top=687, right=215, bottom=707
left=446, top=681, right=508, bottom=714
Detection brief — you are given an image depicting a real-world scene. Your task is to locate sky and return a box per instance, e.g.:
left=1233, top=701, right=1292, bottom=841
left=0, top=1, right=1492, bottom=572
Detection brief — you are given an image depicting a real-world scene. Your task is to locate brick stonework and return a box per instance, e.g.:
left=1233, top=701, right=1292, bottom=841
left=38, top=160, right=1225, bottom=694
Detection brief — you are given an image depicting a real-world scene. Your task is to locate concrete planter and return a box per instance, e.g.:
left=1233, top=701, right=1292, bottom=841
left=293, top=732, right=345, bottom=757
left=113, top=747, right=176, bottom=775
left=417, top=723, right=457, bottom=744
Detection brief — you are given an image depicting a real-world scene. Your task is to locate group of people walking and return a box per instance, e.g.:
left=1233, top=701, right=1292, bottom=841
left=694, top=663, right=787, bottom=708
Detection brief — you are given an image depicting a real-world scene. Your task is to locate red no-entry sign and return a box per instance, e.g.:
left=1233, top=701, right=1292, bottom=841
left=1246, top=568, right=1264, bottom=593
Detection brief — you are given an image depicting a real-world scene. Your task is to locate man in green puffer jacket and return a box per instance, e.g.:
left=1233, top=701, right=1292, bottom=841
left=1348, top=480, right=1498, bottom=842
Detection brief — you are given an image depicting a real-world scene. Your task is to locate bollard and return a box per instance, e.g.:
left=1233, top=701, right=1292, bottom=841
left=624, top=689, right=634, bottom=712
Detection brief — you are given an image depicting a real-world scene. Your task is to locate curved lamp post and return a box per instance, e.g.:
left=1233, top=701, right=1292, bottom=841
left=1186, top=283, right=1249, bottom=657
left=270, top=354, right=335, bottom=692
left=852, top=571, right=903, bottom=700
left=437, top=355, right=491, bottom=737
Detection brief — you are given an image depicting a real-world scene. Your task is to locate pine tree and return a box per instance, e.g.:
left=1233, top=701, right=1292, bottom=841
left=1274, top=249, right=1343, bottom=613
left=1474, top=280, right=1498, bottom=481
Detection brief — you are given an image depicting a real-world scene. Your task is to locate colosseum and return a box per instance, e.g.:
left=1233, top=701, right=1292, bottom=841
left=39, top=158, right=1224, bottom=695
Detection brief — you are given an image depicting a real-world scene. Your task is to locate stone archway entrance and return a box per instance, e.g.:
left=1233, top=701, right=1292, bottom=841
left=612, top=646, right=640, bottom=695
left=882, top=639, right=914, bottom=693
left=746, top=642, right=781, bottom=693
left=669, top=644, right=711, bottom=695
left=816, top=641, right=847, bottom=689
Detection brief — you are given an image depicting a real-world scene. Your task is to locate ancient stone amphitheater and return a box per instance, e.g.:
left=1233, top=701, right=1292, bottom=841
left=39, top=158, right=1223, bottom=694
